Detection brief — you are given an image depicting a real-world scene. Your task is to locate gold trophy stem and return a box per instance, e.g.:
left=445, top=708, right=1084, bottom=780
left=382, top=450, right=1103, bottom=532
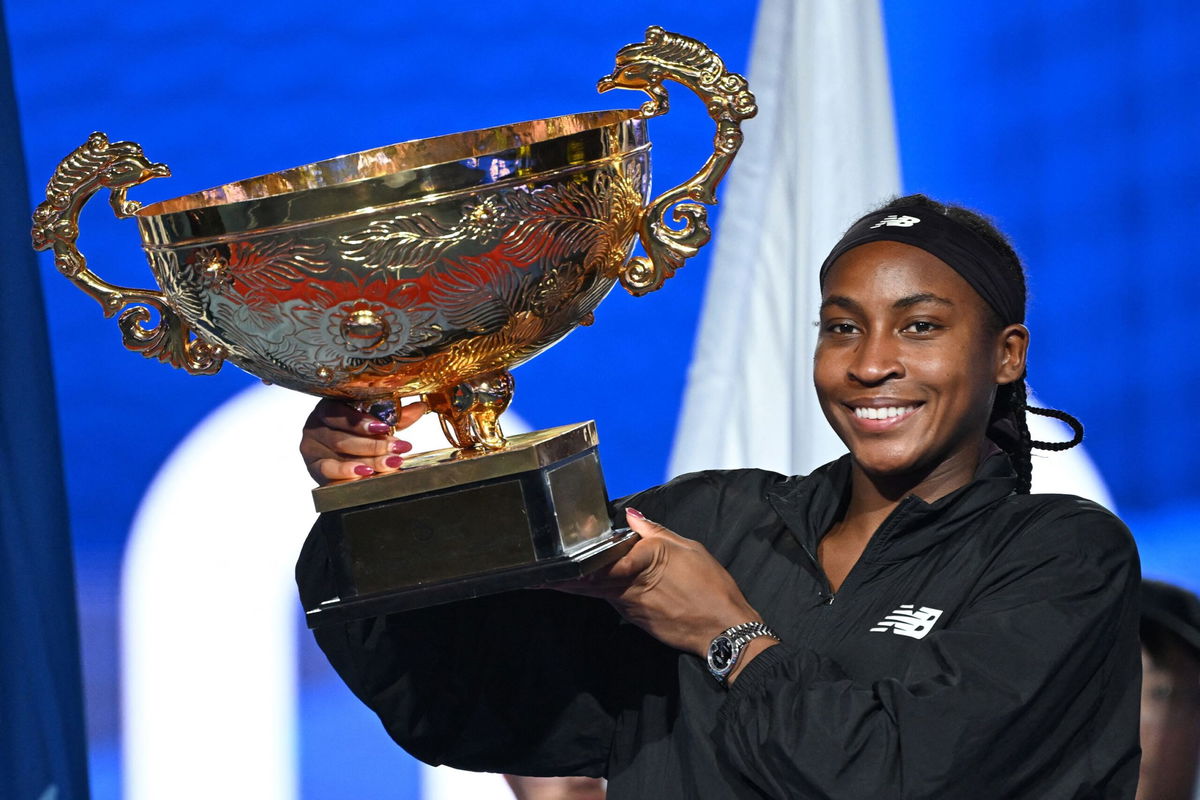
left=422, top=370, right=515, bottom=452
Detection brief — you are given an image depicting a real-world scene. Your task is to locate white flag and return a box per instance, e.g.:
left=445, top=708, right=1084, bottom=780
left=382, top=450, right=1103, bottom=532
left=670, top=0, right=900, bottom=478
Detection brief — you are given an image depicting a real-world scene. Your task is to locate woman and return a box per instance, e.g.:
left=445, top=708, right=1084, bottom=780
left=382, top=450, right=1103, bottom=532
left=297, top=195, right=1140, bottom=798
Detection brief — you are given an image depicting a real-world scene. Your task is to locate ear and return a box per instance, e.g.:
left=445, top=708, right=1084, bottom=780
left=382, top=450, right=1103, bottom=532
left=995, top=323, right=1029, bottom=385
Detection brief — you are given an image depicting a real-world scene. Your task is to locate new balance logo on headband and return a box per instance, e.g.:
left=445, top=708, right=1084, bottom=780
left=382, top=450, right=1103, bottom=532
left=870, top=605, right=943, bottom=639
left=870, top=214, right=921, bottom=229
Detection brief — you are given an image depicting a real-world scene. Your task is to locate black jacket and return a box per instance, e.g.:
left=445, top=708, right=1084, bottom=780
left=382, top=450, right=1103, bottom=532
left=297, top=454, right=1141, bottom=799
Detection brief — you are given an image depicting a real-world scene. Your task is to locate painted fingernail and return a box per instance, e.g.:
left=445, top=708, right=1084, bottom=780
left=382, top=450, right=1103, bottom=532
left=367, top=422, right=390, bottom=434
left=390, top=439, right=413, bottom=454
left=354, top=464, right=375, bottom=477
left=385, top=455, right=402, bottom=468
left=626, top=507, right=645, bottom=520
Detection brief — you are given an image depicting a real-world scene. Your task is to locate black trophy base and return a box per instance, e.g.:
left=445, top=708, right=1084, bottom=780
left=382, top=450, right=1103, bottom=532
left=304, top=528, right=636, bottom=627
left=304, top=421, right=633, bottom=628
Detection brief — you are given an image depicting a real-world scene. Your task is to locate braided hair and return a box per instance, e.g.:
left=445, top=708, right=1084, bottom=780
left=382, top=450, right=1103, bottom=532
left=861, top=194, right=1083, bottom=494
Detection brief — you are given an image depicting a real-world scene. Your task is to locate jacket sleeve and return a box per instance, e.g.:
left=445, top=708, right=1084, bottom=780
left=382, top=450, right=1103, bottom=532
left=296, top=519, right=643, bottom=778
left=713, top=500, right=1141, bottom=799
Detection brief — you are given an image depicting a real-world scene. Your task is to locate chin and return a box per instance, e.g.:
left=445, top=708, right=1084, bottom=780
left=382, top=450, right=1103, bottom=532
left=847, top=439, right=936, bottom=480
left=855, top=454, right=925, bottom=480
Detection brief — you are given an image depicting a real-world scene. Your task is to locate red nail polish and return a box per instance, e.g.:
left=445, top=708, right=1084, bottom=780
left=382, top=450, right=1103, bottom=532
left=390, top=439, right=413, bottom=454
left=367, top=421, right=390, bottom=434
left=626, top=507, right=644, bottom=520
left=385, top=455, right=402, bottom=468
left=354, top=464, right=374, bottom=476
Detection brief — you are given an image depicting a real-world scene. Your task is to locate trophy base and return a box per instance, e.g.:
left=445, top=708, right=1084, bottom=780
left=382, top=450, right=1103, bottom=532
left=304, top=529, right=636, bottom=627
left=304, top=421, right=632, bottom=628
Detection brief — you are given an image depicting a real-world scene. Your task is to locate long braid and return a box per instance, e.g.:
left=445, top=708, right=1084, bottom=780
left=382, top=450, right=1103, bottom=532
left=1004, top=378, right=1085, bottom=492
left=1026, top=403, right=1085, bottom=451
left=1003, top=379, right=1036, bottom=494
left=867, top=194, right=1085, bottom=494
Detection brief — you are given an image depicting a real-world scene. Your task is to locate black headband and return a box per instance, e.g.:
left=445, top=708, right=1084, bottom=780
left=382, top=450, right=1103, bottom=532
left=818, top=206, right=1025, bottom=324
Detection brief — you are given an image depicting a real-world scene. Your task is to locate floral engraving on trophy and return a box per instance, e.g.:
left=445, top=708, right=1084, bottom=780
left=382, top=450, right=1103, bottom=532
left=336, top=195, right=515, bottom=274
left=392, top=165, right=644, bottom=389
left=191, top=248, right=233, bottom=292
left=528, top=260, right=587, bottom=318
left=309, top=160, right=645, bottom=390
left=152, top=238, right=340, bottom=386
left=425, top=253, right=526, bottom=338
left=502, top=166, right=643, bottom=287
left=185, top=239, right=330, bottom=297
left=292, top=288, right=439, bottom=368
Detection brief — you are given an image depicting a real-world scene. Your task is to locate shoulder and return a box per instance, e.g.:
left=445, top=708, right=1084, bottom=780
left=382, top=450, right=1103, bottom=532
left=967, top=493, right=1139, bottom=606
left=990, top=493, right=1136, bottom=559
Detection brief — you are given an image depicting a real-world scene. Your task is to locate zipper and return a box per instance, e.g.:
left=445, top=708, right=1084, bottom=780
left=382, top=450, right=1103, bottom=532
left=797, top=540, right=837, bottom=605
left=804, top=495, right=921, bottom=604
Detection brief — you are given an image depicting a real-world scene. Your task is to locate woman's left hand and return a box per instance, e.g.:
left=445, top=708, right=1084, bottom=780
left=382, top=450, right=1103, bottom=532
left=559, top=508, right=766, bottom=659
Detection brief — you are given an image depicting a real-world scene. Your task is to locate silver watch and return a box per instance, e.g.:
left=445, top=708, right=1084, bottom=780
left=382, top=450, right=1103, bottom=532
left=706, top=621, right=780, bottom=685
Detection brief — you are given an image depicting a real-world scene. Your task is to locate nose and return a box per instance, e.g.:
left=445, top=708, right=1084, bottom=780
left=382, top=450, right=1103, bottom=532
left=847, top=330, right=904, bottom=386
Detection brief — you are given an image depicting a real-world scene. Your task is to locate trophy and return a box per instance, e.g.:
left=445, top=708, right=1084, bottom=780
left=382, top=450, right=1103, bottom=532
left=32, top=26, right=755, bottom=626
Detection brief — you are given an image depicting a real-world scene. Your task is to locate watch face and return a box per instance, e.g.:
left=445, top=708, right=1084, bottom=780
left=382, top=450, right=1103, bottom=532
left=708, top=634, right=734, bottom=673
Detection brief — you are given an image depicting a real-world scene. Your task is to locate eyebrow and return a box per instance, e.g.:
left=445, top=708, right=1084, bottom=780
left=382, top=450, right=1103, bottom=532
left=819, top=292, right=955, bottom=314
left=894, top=292, right=955, bottom=309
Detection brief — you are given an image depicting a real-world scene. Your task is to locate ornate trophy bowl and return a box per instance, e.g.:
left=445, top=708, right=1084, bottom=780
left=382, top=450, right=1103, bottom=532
left=142, top=109, right=650, bottom=415
left=33, top=26, right=755, bottom=622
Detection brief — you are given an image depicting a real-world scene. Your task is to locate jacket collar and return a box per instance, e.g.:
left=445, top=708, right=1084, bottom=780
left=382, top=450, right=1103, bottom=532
left=766, top=451, right=1019, bottom=563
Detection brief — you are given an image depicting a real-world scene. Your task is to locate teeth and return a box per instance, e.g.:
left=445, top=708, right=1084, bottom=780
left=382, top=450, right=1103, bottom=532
left=853, top=405, right=916, bottom=420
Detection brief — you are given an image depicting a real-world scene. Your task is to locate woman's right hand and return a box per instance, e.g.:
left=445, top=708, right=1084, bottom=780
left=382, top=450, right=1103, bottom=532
left=300, top=398, right=428, bottom=486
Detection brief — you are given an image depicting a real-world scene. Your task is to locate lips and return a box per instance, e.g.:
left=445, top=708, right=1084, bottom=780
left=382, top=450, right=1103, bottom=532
left=844, top=401, right=923, bottom=430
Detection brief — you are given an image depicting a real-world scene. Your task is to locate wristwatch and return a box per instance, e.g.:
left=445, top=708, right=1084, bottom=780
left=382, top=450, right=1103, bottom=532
left=706, top=621, right=780, bottom=685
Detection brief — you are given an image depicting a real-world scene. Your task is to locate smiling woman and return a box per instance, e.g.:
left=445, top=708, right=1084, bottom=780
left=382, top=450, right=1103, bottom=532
left=296, top=195, right=1140, bottom=799
left=817, top=241, right=1019, bottom=491
left=809, top=195, right=1088, bottom=594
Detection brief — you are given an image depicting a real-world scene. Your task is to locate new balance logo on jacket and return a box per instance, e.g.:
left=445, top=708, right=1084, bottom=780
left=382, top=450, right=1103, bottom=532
left=870, top=605, right=943, bottom=639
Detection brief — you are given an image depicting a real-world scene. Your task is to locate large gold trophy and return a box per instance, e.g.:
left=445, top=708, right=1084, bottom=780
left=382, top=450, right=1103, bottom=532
left=32, top=27, right=755, bottom=625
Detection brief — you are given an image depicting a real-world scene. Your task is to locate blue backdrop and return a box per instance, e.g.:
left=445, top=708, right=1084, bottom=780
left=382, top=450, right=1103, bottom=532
left=5, top=1, right=1197, bottom=796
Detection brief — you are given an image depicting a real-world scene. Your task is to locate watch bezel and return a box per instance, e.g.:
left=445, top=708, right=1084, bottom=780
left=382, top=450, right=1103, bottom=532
left=707, top=633, right=736, bottom=676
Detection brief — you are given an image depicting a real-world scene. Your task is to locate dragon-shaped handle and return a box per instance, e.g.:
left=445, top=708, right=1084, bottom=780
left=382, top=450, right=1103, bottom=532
left=31, top=132, right=224, bottom=374
left=598, top=25, right=757, bottom=296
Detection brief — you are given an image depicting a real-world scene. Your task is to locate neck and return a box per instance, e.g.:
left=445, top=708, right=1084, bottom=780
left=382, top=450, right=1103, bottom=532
left=842, top=439, right=992, bottom=533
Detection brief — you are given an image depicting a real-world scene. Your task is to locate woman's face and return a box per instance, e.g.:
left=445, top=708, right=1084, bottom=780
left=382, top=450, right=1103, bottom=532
left=814, top=240, right=1026, bottom=485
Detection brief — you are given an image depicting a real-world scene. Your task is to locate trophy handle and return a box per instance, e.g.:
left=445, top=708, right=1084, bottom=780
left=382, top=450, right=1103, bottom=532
left=30, top=132, right=224, bottom=374
left=598, top=25, right=757, bottom=296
